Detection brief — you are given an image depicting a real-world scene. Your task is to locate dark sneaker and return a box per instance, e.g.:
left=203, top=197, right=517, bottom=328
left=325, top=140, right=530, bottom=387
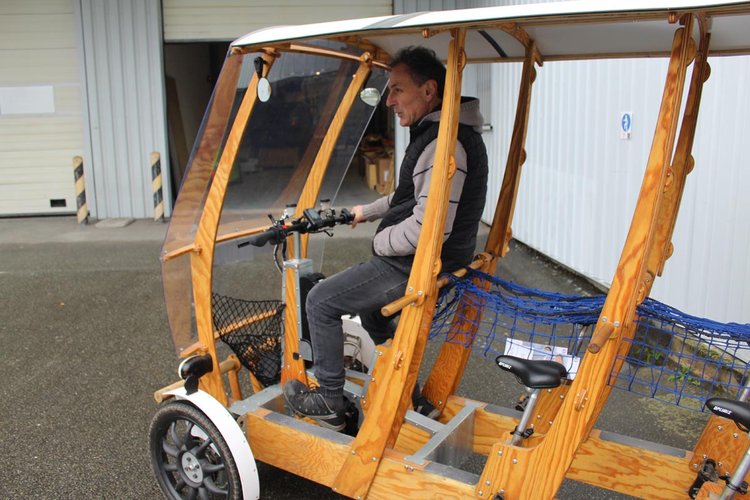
left=283, top=380, right=346, bottom=431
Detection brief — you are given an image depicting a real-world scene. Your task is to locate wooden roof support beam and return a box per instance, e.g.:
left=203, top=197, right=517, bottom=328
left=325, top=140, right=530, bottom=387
left=190, top=49, right=279, bottom=404
left=496, top=21, right=542, bottom=63
left=652, top=15, right=710, bottom=280
left=420, top=40, right=540, bottom=417
left=234, top=42, right=390, bottom=69
left=588, top=13, right=696, bottom=353
left=474, top=17, right=698, bottom=499
left=594, top=14, right=711, bottom=420
left=485, top=43, right=538, bottom=260
left=331, top=28, right=467, bottom=499
left=333, top=35, right=393, bottom=64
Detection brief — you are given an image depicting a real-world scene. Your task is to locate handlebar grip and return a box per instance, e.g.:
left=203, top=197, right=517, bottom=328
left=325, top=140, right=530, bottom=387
left=339, top=208, right=354, bottom=224
left=246, top=227, right=284, bottom=247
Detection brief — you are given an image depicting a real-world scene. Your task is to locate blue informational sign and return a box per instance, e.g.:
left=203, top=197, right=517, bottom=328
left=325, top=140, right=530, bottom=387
left=620, top=111, right=632, bottom=139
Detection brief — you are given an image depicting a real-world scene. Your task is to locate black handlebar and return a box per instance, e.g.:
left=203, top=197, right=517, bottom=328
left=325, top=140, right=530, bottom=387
left=245, top=226, right=286, bottom=247
left=243, top=207, right=353, bottom=248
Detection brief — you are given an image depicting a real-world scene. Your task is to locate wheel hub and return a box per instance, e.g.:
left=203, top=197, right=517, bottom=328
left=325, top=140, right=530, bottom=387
left=180, top=451, right=204, bottom=484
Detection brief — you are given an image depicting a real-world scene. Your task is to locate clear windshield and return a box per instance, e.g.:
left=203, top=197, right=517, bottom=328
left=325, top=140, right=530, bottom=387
left=161, top=43, right=387, bottom=354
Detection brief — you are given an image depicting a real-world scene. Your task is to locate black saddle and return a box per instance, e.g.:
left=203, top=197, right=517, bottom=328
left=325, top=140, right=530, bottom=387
left=495, top=355, right=568, bottom=389
left=706, top=398, right=750, bottom=431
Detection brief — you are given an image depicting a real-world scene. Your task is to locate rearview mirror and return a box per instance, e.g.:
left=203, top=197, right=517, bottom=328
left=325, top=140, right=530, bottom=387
left=360, top=88, right=381, bottom=107
left=257, top=77, right=272, bottom=102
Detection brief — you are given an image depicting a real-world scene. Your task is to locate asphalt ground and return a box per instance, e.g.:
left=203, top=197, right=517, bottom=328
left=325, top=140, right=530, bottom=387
left=0, top=216, right=710, bottom=499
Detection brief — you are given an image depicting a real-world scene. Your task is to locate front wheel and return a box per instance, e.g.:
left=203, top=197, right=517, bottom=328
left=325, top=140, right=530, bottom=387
left=149, top=401, right=241, bottom=499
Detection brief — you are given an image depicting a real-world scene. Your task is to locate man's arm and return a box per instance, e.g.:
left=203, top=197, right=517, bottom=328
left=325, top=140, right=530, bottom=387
left=372, top=140, right=467, bottom=256
left=351, top=194, right=392, bottom=228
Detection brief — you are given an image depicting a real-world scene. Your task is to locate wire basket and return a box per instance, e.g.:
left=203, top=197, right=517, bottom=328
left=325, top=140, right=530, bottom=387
left=212, top=293, right=285, bottom=387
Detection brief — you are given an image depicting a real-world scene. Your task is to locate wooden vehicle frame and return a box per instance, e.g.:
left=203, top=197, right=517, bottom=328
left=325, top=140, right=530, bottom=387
left=153, top=1, right=750, bottom=498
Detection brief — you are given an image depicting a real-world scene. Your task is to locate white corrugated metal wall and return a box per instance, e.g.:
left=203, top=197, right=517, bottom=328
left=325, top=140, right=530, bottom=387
left=77, top=0, right=169, bottom=219
left=513, top=56, right=750, bottom=323
left=396, top=0, right=749, bottom=323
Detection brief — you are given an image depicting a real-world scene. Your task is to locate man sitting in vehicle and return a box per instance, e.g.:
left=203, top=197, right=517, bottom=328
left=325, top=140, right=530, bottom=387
left=284, top=46, right=489, bottom=431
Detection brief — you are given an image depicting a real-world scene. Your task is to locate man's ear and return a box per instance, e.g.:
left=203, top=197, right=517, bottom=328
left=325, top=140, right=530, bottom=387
left=424, top=80, right=438, bottom=99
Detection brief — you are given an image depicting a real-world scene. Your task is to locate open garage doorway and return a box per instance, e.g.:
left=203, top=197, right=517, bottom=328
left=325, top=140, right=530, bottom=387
left=164, top=42, right=228, bottom=201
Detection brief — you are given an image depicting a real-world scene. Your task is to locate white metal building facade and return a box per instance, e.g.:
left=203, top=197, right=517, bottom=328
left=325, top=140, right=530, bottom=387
left=0, top=0, right=391, bottom=218
left=396, top=0, right=749, bottom=324
left=2, top=0, right=746, bottom=324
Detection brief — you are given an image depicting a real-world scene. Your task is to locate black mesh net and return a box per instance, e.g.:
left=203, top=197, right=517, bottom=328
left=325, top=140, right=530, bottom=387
left=211, top=293, right=285, bottom=387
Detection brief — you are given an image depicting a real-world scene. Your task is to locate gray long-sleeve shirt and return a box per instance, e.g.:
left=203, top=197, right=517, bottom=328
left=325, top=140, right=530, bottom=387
left=361, top=98, right=484, bottom=257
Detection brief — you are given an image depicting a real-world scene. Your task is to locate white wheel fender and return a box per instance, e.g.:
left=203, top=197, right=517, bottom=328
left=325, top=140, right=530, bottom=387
left=165, top=387, right=260, bottom=500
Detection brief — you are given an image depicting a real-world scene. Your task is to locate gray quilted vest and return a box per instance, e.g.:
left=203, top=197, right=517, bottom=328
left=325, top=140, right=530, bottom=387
left=376, top=116, right=488, bottom=273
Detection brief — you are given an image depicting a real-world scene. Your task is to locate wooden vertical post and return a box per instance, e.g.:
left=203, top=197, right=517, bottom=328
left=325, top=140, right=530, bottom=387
left=190, top=49, right=278, bottom=405
left=280, top=56, right=373, bottom=386
left=595, top=18, right=711, bottom=418
left=484, top=45, right=540, bottom=260
left=475, top=18, right=696, bottom=499
left=331, top=29, right=467, bottom=499
left=423, top=44, right=540, bottom=411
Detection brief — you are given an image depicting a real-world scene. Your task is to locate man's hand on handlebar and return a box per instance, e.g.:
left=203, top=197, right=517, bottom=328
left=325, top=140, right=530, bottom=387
left=350, top=205, right=366, bottom=229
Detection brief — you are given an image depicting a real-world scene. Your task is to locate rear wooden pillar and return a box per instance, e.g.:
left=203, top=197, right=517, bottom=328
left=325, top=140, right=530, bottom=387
left=422, top=44, right=540, bottom=414
left=666, top=19, right=750, bottom=484
left=476, top=17, right=698, bottom=499
left=331, top=29, right=467, bottom=499
left=596, top=17, right=711, bottom=418
left=484, top=44, right=540, bottom=260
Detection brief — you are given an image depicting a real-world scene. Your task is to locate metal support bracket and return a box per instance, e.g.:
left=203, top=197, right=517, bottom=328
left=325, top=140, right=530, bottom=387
left=405, top=401, right=482, bottom=467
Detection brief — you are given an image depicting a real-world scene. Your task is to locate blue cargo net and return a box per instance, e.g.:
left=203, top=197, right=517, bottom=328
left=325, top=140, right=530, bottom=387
left=612, top=297, right=750, bottom=411
left=430, top=270, right=606, bottom=379
left=430, top=270, right=750, bottom=412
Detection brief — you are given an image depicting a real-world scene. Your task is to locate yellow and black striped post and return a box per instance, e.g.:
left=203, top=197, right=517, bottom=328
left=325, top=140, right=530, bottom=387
left=151, top=152, right=164, bottom=221
left=72, top=155, right=88, bottom=224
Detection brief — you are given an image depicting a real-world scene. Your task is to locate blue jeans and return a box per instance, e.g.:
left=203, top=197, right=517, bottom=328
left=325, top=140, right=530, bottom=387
left=305, top=256, right=409, bottom=398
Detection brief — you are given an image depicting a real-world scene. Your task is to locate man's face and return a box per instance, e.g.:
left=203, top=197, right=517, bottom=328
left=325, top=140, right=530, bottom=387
left=386, top=63, right=439, bottom=127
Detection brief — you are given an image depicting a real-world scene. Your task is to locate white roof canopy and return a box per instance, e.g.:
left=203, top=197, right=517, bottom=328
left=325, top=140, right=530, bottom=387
left=231, top=0, right=750, bottom=62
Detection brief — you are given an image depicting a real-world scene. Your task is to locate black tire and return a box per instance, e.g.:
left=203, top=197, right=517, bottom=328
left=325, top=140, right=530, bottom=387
left=149, top=401, right=242, bottom=500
